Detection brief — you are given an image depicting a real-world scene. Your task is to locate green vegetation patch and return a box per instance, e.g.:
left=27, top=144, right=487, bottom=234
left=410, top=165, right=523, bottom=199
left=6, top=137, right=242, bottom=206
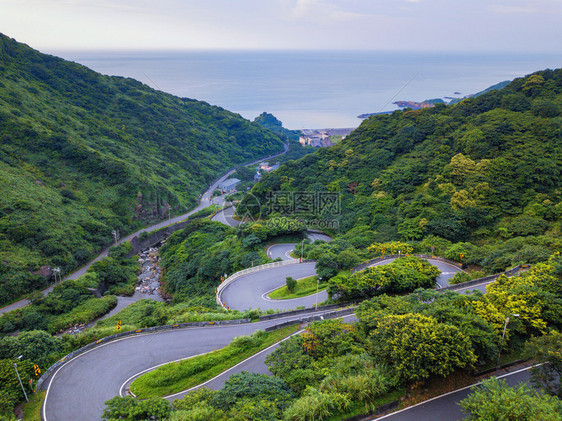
left=268, top=276, right=327, bottom=300
left=130, top=325, right=300, bottom=399
left=327, top=388, right=406, bottom=421
left=239, top=69, right=562, bottom=278
left=0, top=33, right=284, bottom=305
left=22, top=390, right=46, bottom=421
left=0, top=243, right=136, bottom=335
left=160, top=219, right=306, bottom=300
left=328, top=256, right=440, bottom=301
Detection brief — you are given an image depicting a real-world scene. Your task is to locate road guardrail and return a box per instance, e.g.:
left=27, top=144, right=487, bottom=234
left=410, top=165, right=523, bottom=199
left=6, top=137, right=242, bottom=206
left=216, top=259, right=316, bottom=307
left=442, top=264, right=523, bottom=292
left=36, top=318, right=252, bottom=391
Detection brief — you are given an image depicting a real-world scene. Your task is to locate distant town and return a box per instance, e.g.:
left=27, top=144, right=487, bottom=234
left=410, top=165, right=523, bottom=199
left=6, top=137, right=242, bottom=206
left=298, top=128, right=355, bottom=147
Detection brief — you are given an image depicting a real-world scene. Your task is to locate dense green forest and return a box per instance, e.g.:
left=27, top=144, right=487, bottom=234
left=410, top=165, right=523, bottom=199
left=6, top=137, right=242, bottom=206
left=0, top=34, right=285, bottom=304
left=240, top=69, right=562, bottom=271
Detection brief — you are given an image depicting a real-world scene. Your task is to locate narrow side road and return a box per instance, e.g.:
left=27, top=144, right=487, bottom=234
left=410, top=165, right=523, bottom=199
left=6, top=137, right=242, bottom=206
left=374, top=365, right=535, bottom=421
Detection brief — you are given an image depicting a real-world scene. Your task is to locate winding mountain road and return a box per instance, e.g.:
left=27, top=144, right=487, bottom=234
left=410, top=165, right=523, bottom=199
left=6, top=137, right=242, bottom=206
left=36, top=144, right=505, bottom=420
left=40, top=249, right=502, bottom=420
left=42, top=313, right=333, bottom=421
left=219, top=262, right=327, bottom=311
left=40, top=247, right=507, bottom=421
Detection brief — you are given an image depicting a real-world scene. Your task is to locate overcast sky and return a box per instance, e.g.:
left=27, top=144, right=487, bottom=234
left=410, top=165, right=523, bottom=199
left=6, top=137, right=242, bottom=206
left=1, top=0, right=561, bottom=53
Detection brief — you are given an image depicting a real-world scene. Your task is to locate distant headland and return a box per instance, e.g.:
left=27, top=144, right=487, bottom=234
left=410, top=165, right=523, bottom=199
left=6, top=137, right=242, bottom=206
left=358, top=80, right=510, bottom=119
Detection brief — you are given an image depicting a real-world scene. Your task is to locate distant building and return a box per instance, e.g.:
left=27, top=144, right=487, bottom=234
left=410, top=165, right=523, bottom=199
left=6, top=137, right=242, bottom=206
left=255, top=162, right=280, bottom=181
left=218, top=178, right=241, bottom=193
left=259, top=162, right=280, bottom=172
left=299, top=128, right=354, bottom=147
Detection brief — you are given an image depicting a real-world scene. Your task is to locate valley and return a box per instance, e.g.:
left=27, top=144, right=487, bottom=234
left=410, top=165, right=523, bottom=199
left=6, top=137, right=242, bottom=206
left=0, top=34, right=561, bottom=421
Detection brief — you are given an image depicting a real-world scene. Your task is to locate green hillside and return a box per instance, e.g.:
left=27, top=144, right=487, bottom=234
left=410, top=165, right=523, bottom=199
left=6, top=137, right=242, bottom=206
left=240, top=69, right=562, bottom=271
left=0, top=34, right=284, bottom=304
left=253, top=112, right=302, bottom=141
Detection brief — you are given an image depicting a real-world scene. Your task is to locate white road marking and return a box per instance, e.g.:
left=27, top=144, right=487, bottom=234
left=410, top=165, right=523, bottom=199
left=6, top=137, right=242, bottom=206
left=162, top=330, right=304, bottom=399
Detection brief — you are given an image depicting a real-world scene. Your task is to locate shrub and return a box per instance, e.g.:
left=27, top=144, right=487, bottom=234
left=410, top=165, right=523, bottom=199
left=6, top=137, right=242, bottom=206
left=286, top=277, right=297, bottom=292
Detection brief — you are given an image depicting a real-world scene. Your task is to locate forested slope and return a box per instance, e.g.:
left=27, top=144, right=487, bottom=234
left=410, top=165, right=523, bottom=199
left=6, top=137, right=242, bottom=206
left=242, top=69, right=562, bottom=269
left=0, top=33, right=284, bottom=304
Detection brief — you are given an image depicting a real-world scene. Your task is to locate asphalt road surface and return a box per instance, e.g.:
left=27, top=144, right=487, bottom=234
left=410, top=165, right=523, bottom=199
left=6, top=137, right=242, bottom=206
left=210, top=204, right=243, bottom=227
left=267, top=243, right=298, bottom=261
left=266, top=232, right=332, bottom=261
left=221, top=256, right=465, bottom=313
left=447, top=281, right=490, bottom=294
left=373, top=366, right=533, bottom=421
left=42, top=311, right=334, bottom=421
left=220, top=262, right=328, bottom=311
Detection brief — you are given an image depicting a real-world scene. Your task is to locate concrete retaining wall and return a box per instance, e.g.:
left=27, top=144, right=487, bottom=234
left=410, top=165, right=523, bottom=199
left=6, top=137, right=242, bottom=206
left=260, top=303, right=344, bottom=321
left=264, top=307, right=356, bottom=332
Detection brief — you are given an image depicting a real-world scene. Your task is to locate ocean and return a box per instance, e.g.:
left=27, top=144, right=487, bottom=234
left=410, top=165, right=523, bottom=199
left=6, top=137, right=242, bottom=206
left=54, top=50, right=562, bottom=130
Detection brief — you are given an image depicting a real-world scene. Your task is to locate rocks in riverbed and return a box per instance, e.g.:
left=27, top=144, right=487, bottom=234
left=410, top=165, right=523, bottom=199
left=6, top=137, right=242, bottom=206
left=137, top=248, right=162, bottom=296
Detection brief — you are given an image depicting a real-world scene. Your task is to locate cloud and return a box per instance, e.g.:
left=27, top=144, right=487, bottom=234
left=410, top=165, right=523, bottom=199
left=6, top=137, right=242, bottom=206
left=287, top=0, right=366, bottom=21
left=291, top=0, right=321, bottom=18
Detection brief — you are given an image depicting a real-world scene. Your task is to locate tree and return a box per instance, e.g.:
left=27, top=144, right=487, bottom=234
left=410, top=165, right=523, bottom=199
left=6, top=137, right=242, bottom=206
left=328, top=257, right=439, bottom=300
left=266, top=335, right=321, bottom=394
left=367, top=241, right=413, bottom=256
left=444, top=242, right=475, bottom=263
left=522, top=74, right=545, bottom=96
left=242, top=234, right=261, bottom=248
left=460, top=377, right=562, bottom=420
left=368, top=314, right=476, bottom=383
left=286, top=277, right=297, bottom=293
left=448, top=153, right=477, bottom=185
left=524, top=331, right=562, bottom=398
left=211, top=372, right=294, bottom=411
left=420, top=299, right=499, bottom=363
left=471, top=274, right=548, bottom=337
left=315, top=251, right=339, bottom=280
left=335, top=249, right=361, bottom=270
left=102, top=396, right=172, bottom=421
left=0, top=330, right=64, bottom=369
left=301, top=320, right=361, bottom=360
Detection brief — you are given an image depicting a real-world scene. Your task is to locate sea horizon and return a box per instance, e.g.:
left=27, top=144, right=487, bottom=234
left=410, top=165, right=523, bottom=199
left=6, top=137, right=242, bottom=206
left=51, top=49, right=562, bottom=130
